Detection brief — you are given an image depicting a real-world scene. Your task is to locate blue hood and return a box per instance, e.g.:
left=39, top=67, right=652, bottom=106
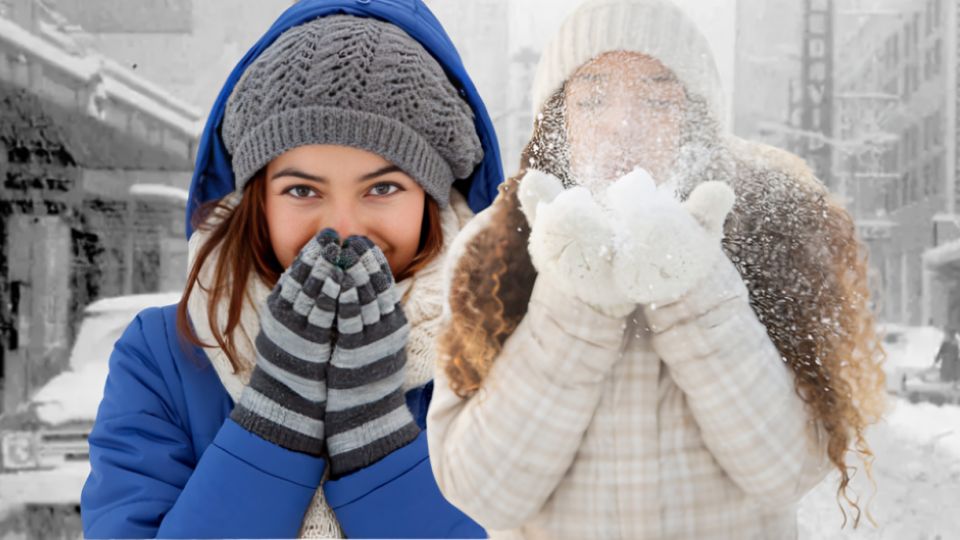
left=185, top=0, right=504, bottom=238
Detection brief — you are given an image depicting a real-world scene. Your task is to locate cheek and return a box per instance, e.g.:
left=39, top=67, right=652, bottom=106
left=265, top=196, right=315, bottom=269
left=572, top=109, right=681, bottom=156
left=374, top=199, right=425, bottom=276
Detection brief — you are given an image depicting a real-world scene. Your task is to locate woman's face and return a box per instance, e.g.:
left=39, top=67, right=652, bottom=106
left=264, top=144, right=426, bottom=276
left=564, top=51, right=686, bottom=189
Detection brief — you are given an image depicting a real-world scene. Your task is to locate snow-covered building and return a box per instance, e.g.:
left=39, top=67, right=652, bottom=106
left=0, top=1, right=202, bottom=413
left=34, top=0, right=297, bottom=113
left=733, top=0, right=960, bottom=328
left=828, top=0, right=958, bottom=327
left=921, top=0, right=960, bottom=330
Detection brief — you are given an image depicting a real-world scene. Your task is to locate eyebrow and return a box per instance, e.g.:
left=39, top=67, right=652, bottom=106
left=359, top=165, right=404, bottom=181
left=574, top=72, right=607, bottom=83
left=270, top=165, right=404, bottom=183
left=270, top=168, right=326, bottom=183
left=649, top=73, right=678, bottom=83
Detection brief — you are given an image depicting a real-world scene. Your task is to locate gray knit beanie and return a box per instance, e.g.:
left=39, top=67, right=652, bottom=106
left=222, top=15, right=484, bottom=207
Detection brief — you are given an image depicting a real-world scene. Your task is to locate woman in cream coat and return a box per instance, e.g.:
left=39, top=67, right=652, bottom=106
left=427, top=0, right=887, bottom=538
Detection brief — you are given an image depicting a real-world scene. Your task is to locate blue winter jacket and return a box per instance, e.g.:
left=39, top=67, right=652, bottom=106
left=80, top=1, right=503, bottom=538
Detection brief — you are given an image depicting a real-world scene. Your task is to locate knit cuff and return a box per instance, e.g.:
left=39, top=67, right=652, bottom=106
left=231, top=374, right=326, bottom=457
left=327, top=400, right=420, bottom=478
left=230, top=403, right=325, bottom=457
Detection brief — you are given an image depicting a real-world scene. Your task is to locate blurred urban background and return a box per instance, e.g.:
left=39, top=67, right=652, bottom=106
left=0, top=0, right=958, bottom=538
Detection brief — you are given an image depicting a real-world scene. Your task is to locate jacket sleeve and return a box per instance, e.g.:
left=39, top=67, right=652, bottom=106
left=81, top=308, right=326, bottom=539
left=324, top=430, right=486, bottom=539
left=643, top=255, right=831, bottom=507
left=426, top=278, right=627, bottom=530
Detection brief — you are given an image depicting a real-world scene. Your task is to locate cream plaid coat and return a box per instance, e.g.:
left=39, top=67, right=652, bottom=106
left=427, top=252, right=831, bottom=539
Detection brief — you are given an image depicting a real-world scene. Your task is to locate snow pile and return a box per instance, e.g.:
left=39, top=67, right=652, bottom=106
left=0, top=461, right=90, bottom=511
left=798, top=397, right=960, bottom=539
left=32, top=362, right=111, bottom=426
left=83, top=292, right=183, bottom=317
left=32, top=292, right=182, bottom=425
left=884, top=398, right=960, bottom=459
left=129, top=183, right=190, bottom=204
left=881, top=324, right=943, bottom=370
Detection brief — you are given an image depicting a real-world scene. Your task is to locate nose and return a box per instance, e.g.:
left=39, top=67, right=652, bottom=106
left=318, top=203, right=364, bottom=240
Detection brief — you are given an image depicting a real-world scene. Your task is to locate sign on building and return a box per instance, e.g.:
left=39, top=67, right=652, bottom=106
left=800, top=0, right=834, bottom=186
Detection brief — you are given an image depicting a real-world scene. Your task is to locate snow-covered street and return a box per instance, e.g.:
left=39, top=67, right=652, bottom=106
left=1, top=402, right=956, bottom=536
left=799, top=397, right=960, bottom=539
left=2, top=397, right=955, bottom=539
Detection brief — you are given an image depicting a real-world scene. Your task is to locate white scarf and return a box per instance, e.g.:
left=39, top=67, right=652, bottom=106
left=185, top=190, right=473, bottom=538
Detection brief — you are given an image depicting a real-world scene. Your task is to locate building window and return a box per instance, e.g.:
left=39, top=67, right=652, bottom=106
left=902, top=129, right=910, bottom=165
left=933, top=155, right=944, bottom=194
left=934, top=110, right=944, bottom=145
left=911, top=125, right=920, bottom=161
left=900, top=171, right=907, bottom=204
left=887, top=178, right=903, bottom=209
left=912, top=169, right=923, bottom=202
left=885, top=144, right=899, bottom=171
left=933, top=38, right=942, bottom=76
left=914, top=13, right=921, bottom=48
left=892, top=34, right=900, bottom=66
left=903, top=64, right=910, bottom=99
left=885, top=177, right=898, bottom=212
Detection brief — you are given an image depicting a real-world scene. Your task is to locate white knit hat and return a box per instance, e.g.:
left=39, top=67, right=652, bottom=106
left=531, top=0, right=725, bottom=126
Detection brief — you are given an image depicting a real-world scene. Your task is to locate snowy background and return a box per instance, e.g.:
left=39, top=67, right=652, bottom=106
left=1, top=0, right=959, bottom=538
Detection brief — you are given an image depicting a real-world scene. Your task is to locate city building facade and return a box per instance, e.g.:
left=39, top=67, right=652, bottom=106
left=736, top=0, right=960, bottom=329
left=0, top=0, right=201, bottom=412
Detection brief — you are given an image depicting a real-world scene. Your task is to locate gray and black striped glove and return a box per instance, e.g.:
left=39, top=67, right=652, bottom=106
left=325, top=236, right=419, bottom=477
left=231, top=228, right=342, bottom=456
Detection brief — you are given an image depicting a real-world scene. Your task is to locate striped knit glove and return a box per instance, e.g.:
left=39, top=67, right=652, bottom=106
left=230, top=229, right=342, bottom=456
left=325, top=236, right=419, bottom=478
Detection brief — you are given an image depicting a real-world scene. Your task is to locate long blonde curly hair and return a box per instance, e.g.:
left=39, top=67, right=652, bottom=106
left=439, top=89, right=887, bottom=527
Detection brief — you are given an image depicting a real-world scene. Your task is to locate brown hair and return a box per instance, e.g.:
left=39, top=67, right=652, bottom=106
left=440, top=89, right=886, bottom=527
left=175, top=173, right=445, bottom=373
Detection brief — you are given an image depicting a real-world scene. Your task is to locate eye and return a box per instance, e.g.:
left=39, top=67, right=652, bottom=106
left=648, top=99, right=680, bottom=111
left=367, top=182, right=402, bottom=197
left=283, top=185, right=319, bottom=199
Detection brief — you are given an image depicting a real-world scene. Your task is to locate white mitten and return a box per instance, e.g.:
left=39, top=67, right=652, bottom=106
left=605, top=168, right=735, bottom=306
left=519, top=170, right=635, bottom=318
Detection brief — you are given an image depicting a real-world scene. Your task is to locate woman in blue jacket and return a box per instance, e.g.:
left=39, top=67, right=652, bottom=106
left=80, top=1, right=502, bottom=538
